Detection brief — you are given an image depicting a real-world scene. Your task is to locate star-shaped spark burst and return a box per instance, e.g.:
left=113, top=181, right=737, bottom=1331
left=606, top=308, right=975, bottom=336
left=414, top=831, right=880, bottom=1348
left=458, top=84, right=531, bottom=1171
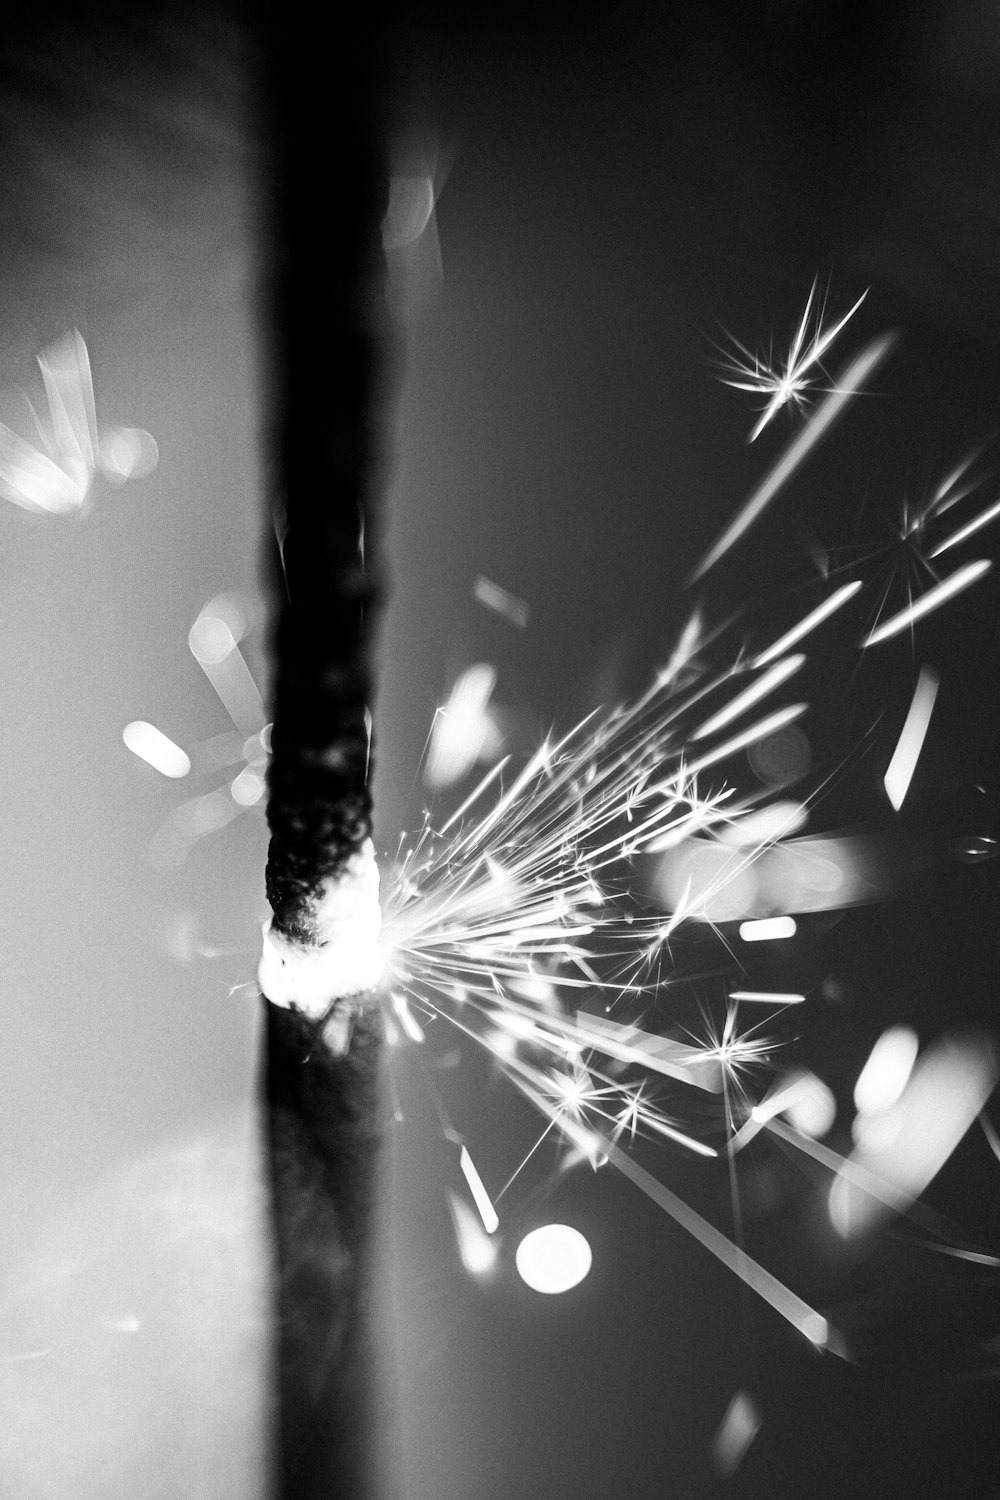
left=713, top=279, right=868, bottom=443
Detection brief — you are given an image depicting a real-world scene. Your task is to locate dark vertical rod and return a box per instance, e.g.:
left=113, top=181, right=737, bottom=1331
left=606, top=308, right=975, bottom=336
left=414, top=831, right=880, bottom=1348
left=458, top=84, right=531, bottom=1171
left=255, top=9, right=392, bottom=1497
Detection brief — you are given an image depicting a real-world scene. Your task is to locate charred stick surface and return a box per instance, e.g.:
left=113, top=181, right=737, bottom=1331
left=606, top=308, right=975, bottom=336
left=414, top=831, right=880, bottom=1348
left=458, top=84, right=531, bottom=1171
left=257, top=10, right=392, bottom=1499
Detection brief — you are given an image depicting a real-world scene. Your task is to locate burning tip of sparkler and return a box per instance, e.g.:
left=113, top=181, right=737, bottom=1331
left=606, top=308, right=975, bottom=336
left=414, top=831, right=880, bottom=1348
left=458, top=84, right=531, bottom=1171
left=258, top=839, right=384, bottom=1016
left=515, top=1224, right=592, bottom=1294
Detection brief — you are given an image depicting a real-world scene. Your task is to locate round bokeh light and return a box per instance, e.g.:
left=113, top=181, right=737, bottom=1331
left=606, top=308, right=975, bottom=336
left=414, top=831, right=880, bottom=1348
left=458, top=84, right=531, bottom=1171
left=515, top=1224, right=592, bottom=1294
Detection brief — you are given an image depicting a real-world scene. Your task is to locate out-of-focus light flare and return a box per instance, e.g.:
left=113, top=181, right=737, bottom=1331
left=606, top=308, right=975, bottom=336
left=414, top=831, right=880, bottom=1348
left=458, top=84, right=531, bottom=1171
left=515, top=1224, right=592, bottom=1294
left=459, top=1146, right=499, bottom=1234
left=655, top=832, right=890, bottom=924
left=448, top=1193, right=498, bottom=1277
left=391, top=991, right=426, bottom=1044
left=148, top=788, right=243, bottom=869
left=122, top=720, right=191, bottom=778
left=425, top=663, right=503, bottom=788
left=690, top=333, right=896, bottom=580
left=230, top=766, right=265, bottom=806
left=853, top=1026, right=920, bottom=1119
left=98, top=426, right=159, bottom=482
left=0, top=330, right=157, bottom=514
left=473, top=574, right=530, bottom=628
left=715, top=800, right=808, bottom=845
left=748, top=1070, right=836, bottom=1140
left=711, top=1391, right=762, bottom=1478
left=883, top=667, right=939, bottom=811
left=829, top=1033, right=998, bottom=1239
left=740, top=916, right=796, bottom=941
left=862, top=559, right=992, bottom=648
left=188, top=599, right=263, bottom=735
left=383, top=174, right=436, bottom=249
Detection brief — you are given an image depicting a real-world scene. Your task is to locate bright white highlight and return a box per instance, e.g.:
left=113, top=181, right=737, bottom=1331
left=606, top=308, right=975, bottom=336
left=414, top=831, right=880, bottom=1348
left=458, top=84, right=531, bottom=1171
left=0, top=330, right=157, bottom=514
left=258, top=839, right=384, bottom=1016
left=862, top=559, right=992, bottom=647
left=853, top=1026, right=919, bottom=1118
left=691, top=334, right=896, bottom=579
left=884, top=668, right=939, bottom=811
left=515, top=1224, right=592, bottom=1294
left=730, top=990, right=805, bottom=1004
left=830, top=1033, right=997, bottom=1239
left=753, top=581, right=864, bottom=668
left=122, top=721, right=191, bottom=779
left=459, top=1147, right=499, bottom=1234
left=425, top=663, right=503, bottom=788
left=739, top=916, right=796, bottom=941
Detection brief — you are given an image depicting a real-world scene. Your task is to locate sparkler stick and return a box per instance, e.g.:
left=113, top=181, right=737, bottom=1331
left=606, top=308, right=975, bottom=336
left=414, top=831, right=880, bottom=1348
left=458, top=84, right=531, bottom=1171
left=255, top=17, right=391, bottom=1499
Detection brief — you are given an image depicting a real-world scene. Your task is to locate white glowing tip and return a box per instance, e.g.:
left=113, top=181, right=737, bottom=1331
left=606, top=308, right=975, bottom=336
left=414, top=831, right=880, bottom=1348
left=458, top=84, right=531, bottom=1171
left=739, top=916, right=796, bottom=942
left=515, top=1224, right=592, bottom=1294
left=883, top=667, right=939, bottom=811
left=122, top=720, right=191, bottom=778
left=258, top=839, right=383, bottom=1017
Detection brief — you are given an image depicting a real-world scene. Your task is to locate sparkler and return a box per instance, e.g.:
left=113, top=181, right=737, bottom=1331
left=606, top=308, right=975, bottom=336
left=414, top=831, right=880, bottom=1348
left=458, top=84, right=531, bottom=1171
left=714, top=278, right=869, bottom=443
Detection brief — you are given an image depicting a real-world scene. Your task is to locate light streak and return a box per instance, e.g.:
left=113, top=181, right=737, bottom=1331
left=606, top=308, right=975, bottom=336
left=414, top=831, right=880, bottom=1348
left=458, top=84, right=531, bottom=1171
left=690, top=334, right=896, bottom=580
left=929, top=495, right=1000, bottom=558
left=739, top=917, right=796, bottom=941
left=883, top=667, right=939, bottom=811
left=861, top=558, right=992, bottom=647
left=729, top=991, right=805, bottom=1004
left=753, top=581, right=863, bottom=667
left=600, top=1136, right=829, bottom=1345
left=715, top=280, right=868, bottom=442
left=690, top=655, right=805, bottom=741
left=459, top=1146, right=499, bottom=1234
